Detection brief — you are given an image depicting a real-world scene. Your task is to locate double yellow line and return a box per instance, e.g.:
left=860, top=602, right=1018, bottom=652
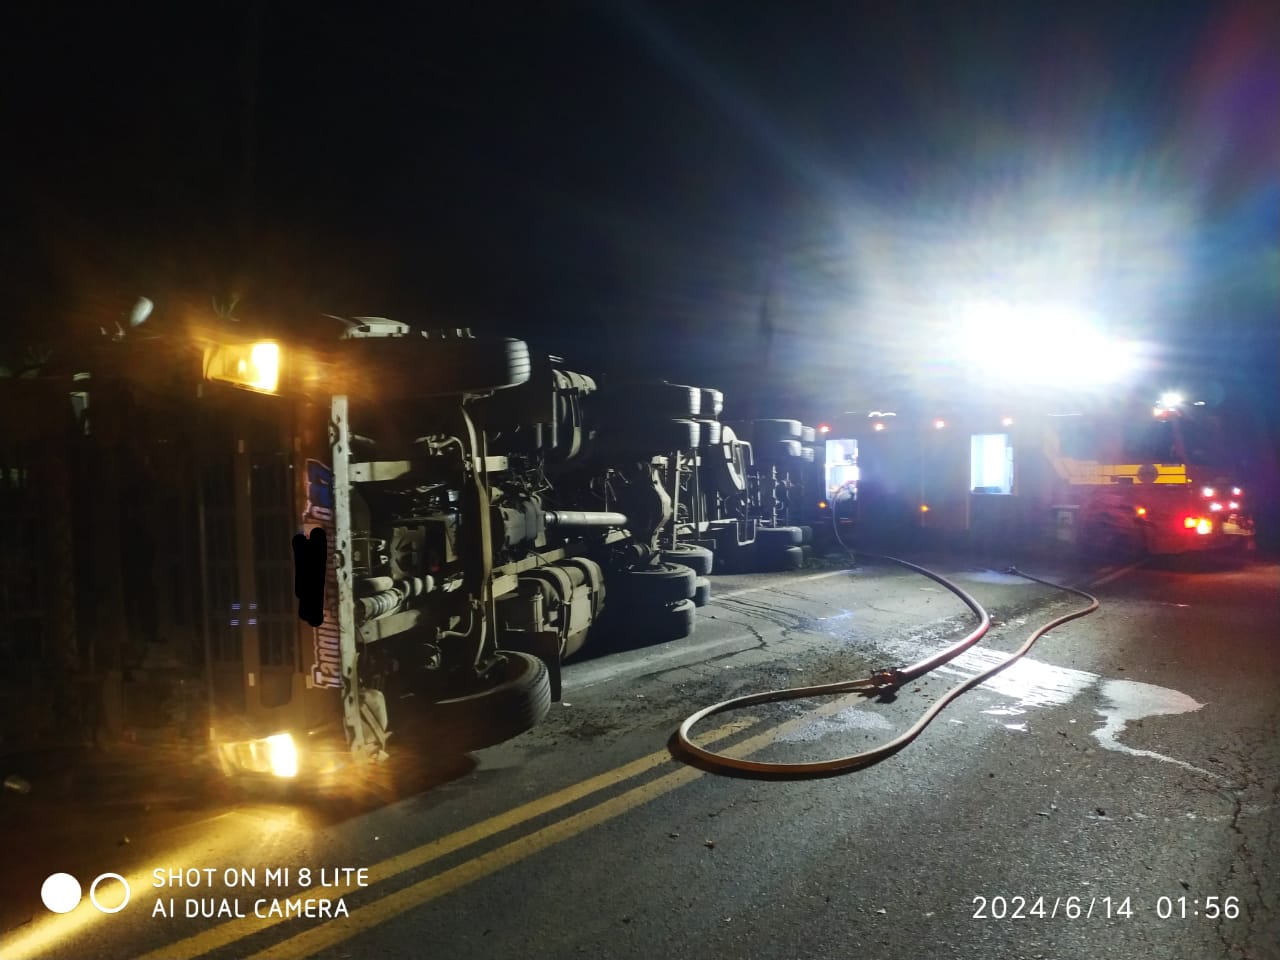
left=146, top=692, right=867, bottom=960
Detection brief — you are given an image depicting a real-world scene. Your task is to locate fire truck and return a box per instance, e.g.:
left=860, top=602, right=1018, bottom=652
left=807, top=393, right=1255, bottom=558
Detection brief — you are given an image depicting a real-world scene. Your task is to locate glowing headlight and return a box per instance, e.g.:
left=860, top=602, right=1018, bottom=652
left=219, top=732, right=299, bottom=778
left=204, top=341, right=281, bottom=394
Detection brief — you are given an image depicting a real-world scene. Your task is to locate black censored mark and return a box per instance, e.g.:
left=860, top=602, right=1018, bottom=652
left=292, top=527, right=327, bottom=627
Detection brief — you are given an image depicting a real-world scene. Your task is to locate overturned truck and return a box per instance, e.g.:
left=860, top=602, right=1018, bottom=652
left=199, top=319, right=812, bottom=784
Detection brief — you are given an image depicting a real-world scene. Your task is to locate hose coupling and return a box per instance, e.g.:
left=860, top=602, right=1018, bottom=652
left=870, top=667, right=905, bottom=688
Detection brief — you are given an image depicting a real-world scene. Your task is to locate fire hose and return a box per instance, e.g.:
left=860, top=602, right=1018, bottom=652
left=675, top=517, right=1101, bottom=776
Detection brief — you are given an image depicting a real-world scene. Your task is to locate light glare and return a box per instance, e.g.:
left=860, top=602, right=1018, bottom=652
left=956, top=300, right=1135, bottom=389
left=267, top=733, right=299, bottom=778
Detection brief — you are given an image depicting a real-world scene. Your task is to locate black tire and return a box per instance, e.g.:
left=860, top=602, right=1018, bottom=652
left=428, top=652, right=551, bottom=752
left=799, top=445, right=816, bottom=462
left=693, top=418, right=722, bottom=447
left=342, top=334, right=531, bottom=398
left=778, top=545, right=805, bottom=569
left=800, top=425, right=816, bottom=443
left=661, top=543, right=714, bottom=576
left=699, top=388, right=725, bottom=418
left=797, top=524, right=814, bottom=545
left=602, top=596, right=697, bottom=646
left=592, top=418, right=700, bottom=455
left=752, top=419, right=803, bottom=443
left=593, top=381, right=700, bottom=418
left=646, top=598, right=697, bottom=643
left=693, top=577, right=711, bottom=607
left=609, top=561, right=697, bottom=606
left=800, top=544, right=814, bottom=561
left=755, top=525, right=804, bottom=548
left=756, top=439, right=802, bottom=462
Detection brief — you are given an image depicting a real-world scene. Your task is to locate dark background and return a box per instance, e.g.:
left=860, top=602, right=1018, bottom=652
left=2, top=1, right=1276, bottom=427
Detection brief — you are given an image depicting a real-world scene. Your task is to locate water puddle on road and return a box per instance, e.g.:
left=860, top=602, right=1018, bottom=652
left=881, top=637, right=1215, bottom=774
left=1091, top=679, right=1218, bottom=778
left=936, top=646, right=1096, bottom=708
left=953, top=570, right=1042, bottom=586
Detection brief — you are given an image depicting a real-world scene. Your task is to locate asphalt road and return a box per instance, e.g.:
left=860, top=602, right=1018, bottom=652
left=3, top=552, right=1277, bottom=960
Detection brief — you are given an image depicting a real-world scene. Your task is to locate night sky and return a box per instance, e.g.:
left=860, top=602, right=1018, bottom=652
left=3, top=1, right=1277, bottom=423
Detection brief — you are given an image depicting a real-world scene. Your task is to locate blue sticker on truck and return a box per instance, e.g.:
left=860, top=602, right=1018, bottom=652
left=301, top=459, right=343, bottom=690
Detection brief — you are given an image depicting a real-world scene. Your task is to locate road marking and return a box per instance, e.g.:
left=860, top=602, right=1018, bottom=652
left=713, top=567, right=852, bottom=600
left=138, top=715, right=758, bottom=960
left=246, top=691, right=872, bottom=960
left=1088, top=559, right=1145, bottom=587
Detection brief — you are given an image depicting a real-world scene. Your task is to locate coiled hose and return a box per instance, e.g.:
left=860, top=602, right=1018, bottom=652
left=674, top=515, right=1101, bottom=777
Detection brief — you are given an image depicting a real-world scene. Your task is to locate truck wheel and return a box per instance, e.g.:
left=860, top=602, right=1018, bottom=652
left=693, top=577, right=712, bottom=607
left=778, top=545, right=805, bottom=569
left=609, top=562, right=697, bottom=606
left=752, top=419, right=803, bottom=443
left=660, top=543, right=714, bottom=576
left=693, top=418, right=722, bottom=447
left=800, top=425, right=816, bottom=443
left=592, top=418, right=700, bottom=455
left=642, top=598, right=697, bottom=643
left=593, top=382, right=701, bottom=418
left=755, top=525, right=804, bottom=548
left=601, top=596, right=697, bottom=647
left=344, top=334, right=532, bottom=398
left=699, top=388, right=725, bottom=418
left=757, top=439, right=803, bottom=461
left=797, top=524, right=814, bottom=545
left=428, top=652, right=552, bottom=753
left=751, top=544, right=805, bottom=571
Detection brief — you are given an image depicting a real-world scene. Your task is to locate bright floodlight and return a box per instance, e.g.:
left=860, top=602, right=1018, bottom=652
left=1159, top=391, right=1184, bottom=409
left=957, top=300, right=1133, bottom=388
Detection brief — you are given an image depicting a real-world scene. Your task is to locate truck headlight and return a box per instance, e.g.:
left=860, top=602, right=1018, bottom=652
left=203, top=341, right=281, bottom=394
left=219, top=732, right=299, bottom=778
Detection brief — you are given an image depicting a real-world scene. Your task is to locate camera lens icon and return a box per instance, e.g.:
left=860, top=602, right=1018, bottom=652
left=41, top=872, right=131, bottom=914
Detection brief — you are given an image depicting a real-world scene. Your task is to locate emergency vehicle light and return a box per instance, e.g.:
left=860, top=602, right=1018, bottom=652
left=203, top=341, right=281, bottom=394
